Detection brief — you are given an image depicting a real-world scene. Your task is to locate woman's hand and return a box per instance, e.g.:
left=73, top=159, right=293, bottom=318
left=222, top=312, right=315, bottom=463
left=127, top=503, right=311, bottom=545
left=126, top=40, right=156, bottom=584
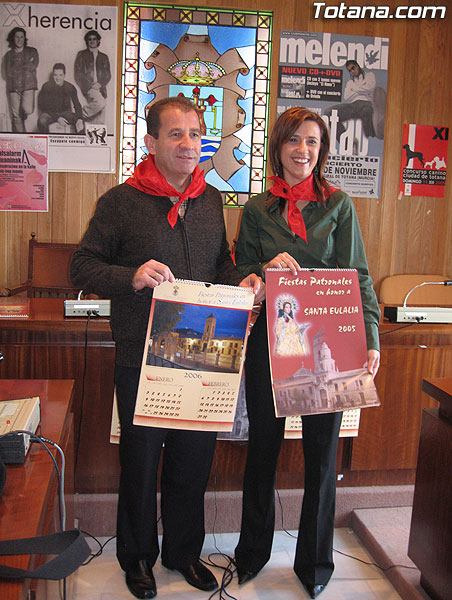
left=365, top=349, right=380, bottom=379
left=262, top=252, right=301, bottom=276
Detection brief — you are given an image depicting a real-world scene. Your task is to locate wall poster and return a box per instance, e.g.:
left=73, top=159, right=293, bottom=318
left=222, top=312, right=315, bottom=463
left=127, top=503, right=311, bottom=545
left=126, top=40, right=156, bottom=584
left=121, top=3, right=272, bottom=207
left=0, top=3, right=117, bottom=173
left=0, top=135, right=48, bottom=211
left=399, top=123, right=449, bottom=198
left=277, top=31, right=389, bottom=199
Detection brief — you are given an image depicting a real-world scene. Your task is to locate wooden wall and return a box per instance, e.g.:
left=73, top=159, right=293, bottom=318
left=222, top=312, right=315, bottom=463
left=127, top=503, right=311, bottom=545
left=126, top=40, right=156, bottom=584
left=1, top=0, right=451, bottom=293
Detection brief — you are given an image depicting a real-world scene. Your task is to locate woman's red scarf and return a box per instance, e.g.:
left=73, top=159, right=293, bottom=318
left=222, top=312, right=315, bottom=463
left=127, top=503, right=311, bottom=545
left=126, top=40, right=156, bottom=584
left=126, top=154, right=206, bottom=229
left=269, top=173, right=337, bottom=243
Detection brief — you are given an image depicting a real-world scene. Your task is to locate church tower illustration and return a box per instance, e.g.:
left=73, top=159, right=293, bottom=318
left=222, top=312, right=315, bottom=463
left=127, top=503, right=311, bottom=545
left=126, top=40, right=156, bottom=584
left=313, top=328, right=337, bottom=374
left=202, top=313, right=216, bottom=341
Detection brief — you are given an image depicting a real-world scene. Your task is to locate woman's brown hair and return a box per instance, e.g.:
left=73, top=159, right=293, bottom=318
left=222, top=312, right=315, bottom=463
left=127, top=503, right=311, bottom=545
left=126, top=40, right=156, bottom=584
left=268, top=107, right=332, bottom=203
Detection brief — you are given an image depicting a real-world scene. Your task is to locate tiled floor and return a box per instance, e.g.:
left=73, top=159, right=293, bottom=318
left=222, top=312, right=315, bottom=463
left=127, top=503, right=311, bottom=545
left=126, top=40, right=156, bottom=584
left=72, top=529, right=402, bottom=599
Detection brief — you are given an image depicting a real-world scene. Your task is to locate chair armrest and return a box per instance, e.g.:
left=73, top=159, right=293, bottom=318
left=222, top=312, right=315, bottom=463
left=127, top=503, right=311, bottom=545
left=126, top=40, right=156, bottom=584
left=2, top=283, right=28, bottom=296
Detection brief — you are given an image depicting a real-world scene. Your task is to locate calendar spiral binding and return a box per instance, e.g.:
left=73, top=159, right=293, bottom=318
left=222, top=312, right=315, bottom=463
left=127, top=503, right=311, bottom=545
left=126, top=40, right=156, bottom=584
left=266, top=268, right=358, bottom=272
left=173, top=278, right=254, bottom=292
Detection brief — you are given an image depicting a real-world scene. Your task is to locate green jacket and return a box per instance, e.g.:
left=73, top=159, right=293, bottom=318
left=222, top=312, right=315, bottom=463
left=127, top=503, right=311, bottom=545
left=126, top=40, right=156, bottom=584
left=235, top=189, right=380, bottom=350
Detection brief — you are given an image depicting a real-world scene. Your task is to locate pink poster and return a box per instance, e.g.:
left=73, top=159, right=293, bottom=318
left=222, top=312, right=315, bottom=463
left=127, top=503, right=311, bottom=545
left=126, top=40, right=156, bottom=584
left=265, top=268, right=379, bottom=417
left=0, top=135, right=48, bottom=211
left=399, top=124, right=449, bottom=198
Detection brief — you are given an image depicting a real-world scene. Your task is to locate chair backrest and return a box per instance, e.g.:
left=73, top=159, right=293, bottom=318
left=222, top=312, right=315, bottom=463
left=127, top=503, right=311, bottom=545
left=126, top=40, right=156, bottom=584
left=379, top=274, right=452, bottom=306
left=27, top=234, right=79, bottom=298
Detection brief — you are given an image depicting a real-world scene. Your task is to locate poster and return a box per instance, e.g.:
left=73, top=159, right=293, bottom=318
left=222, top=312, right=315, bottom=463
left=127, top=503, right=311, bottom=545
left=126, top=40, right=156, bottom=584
left=0, top=3, right=117, bottom=173
left=0, top=135, right=47, bottom=211
left=133, top=279, right=254, bottom=432
left=398, top=123, right=449, bottom=197
left=265, top=268, right=379, bottom=418
left=277, top=31, right=389, bottom=198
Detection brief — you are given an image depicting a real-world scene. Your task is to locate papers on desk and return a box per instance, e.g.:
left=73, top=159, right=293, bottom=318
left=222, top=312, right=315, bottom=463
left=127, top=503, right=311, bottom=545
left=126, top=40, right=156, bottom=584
left=0, top=298, right=29, bottom=318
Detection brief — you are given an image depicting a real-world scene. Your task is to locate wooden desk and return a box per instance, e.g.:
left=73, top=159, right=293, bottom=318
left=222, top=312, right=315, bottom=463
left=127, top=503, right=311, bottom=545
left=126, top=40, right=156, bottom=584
left=408, top=378, right=452, bottom=600
left=0, top=299, right=116, bottom=493
left=0, top=379, right=74, bottom=600
left=1, top=299, right=452, bottom=492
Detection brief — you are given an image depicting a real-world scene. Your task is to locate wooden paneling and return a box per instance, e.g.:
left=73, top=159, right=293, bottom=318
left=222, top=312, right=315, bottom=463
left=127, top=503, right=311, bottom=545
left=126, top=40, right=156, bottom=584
left=0, top=0, right=451, bottom=291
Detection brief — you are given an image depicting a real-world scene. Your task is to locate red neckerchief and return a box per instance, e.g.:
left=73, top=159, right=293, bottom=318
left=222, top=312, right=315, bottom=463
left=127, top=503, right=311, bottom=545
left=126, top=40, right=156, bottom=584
left=126, top=154, right=206, bottom=229
left=269, top=174, right=336, bottom=243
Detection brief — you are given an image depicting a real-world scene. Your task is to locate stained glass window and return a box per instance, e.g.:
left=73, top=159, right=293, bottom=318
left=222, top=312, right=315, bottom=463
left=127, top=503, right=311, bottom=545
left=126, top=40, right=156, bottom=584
left=120, top=3, right=272, bottom=206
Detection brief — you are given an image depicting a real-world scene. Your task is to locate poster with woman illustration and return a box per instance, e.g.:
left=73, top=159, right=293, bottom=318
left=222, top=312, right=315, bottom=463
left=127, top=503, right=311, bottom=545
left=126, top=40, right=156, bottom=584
left=265, top=268, right=379, bottom=417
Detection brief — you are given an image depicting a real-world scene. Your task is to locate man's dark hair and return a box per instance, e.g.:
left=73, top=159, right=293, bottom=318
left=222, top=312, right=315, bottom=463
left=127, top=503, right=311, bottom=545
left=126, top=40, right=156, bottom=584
left=146, top=96, right=200, bottom=137
left=345, top=59, right=364, bottom=77
left=84, top=30, right=101, bottom=44
left=7, top=27, right=27, bottom=49
left=53, top=63, right=66, bottom=74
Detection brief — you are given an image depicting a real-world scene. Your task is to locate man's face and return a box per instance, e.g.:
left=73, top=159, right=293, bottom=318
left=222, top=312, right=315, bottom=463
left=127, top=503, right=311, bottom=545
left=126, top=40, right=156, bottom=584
left=86, top=34, right=100, bottom=49
left=347, top=63, right=360, bottom=79
left=52, top=69, right=65, bottom=86
left=13, top=31, right=25, bottom=49
left=145, top=107, right=202, bottom=190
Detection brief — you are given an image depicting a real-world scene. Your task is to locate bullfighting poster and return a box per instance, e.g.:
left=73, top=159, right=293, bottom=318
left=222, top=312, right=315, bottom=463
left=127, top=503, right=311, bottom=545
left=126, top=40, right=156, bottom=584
left=265, top=268, right=379, bottom=418
left=277, top=31, right=389, bottom=199
left=134, top=279, right=254, bottom=432
left=0, top=3, right=117, bottom=173
left=398, top=124, right=449, bottom=198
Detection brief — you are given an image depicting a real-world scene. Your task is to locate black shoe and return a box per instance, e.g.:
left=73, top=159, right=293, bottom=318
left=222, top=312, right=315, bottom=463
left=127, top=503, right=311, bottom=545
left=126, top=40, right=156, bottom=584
left=303, top=583, right=326, bottom=599
left=125, top=560, right=157, bottom=599
left=169, top=561, right=218, bottom=591
left=236, top=566, right=259, bottom=585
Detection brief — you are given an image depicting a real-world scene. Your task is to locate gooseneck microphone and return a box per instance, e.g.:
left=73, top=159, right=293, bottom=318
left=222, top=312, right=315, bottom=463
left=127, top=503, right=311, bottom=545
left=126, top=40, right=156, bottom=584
left=403, top=280, right=452, bottom=307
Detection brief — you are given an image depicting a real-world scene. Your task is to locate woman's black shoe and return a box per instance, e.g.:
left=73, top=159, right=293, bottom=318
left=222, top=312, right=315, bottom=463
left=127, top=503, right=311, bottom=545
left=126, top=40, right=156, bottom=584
left=303, top=583, right=326, bottom=599
left=236, top=566, right=259, bottom=585
left=125, top=560, right=157, bottom=599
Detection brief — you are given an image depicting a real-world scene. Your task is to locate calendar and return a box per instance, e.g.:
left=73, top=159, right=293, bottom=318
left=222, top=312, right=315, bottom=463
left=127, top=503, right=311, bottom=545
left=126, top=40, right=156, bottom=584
left=133, top=279, right=254, bottom=431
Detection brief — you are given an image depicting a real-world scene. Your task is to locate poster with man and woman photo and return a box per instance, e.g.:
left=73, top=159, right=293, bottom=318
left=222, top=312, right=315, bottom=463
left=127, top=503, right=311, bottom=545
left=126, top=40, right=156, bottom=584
left=0, top=3, right=117, bottom=173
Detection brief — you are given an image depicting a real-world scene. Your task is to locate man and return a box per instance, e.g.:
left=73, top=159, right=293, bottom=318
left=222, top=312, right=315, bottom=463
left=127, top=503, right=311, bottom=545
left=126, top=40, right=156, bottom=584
left=70, top=96, right=263, bottom=599
left=37, top=63, right=83, bottom=133
left=2, top=27, right=39, bottom=132
left=324, top=59, right=386, bottom=146
left=74, top=30, right=111, bottom=123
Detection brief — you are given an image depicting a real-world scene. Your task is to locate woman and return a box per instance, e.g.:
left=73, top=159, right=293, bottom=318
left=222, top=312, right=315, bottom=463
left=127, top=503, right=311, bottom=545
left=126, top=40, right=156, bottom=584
left=275, top=300, right=309, bottom=356
left=234, top=107, right=380, bottom=599
left=2, top=27, right=39, bottom=132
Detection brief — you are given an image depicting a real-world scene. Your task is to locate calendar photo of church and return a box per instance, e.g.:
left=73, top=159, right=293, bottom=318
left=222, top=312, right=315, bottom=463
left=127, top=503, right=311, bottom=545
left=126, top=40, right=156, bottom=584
left=146, top=300, right=249, bottom=374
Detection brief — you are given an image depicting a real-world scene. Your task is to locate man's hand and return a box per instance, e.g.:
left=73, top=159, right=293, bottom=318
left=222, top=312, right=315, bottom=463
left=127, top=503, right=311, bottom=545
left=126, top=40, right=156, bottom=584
left=133, top=259, right=175, bottom=291
left=239, top=274, right=265, bottom=303
left=365, top=349, right=380, bottom=379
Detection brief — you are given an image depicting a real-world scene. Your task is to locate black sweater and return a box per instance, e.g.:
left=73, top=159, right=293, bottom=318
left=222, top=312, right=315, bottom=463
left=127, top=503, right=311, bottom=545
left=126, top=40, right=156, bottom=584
left=70, top=182, right=243, bottom=367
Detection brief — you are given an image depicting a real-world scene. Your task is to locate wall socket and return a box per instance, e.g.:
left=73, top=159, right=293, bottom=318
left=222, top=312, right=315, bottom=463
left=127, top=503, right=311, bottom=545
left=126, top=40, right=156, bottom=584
left=64, top=299, right=111, bottom=317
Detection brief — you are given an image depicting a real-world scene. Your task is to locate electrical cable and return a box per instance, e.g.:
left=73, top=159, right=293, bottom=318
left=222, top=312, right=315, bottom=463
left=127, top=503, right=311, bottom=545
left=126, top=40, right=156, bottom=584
left=275, top=488, right=418, bottom=574
left=379, top=321, right=419, bottom=335
left=0, top=429, right=68, bottom=599
left=74, top=312, right=92, bottom=476
left=199, top=451, right=238, bottom=600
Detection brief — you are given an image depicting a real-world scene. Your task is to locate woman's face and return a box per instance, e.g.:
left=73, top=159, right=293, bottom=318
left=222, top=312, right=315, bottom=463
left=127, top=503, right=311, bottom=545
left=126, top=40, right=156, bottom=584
left=283, top=303, right=291, bottom=315
left=280, top=119, right=321, bottom=187
left=13, top=31, right=25, bottom=49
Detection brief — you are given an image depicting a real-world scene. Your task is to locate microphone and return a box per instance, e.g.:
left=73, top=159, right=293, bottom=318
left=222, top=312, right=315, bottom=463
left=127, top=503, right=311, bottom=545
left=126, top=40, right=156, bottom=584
left=403, top=280, right=452, bottom=307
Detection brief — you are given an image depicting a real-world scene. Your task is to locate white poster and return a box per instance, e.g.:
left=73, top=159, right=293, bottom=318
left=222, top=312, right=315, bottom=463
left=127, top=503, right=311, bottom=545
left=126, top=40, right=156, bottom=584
left=0, top=3, right=117, bottom=173
left=134, top=280, right=254, bottom=432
